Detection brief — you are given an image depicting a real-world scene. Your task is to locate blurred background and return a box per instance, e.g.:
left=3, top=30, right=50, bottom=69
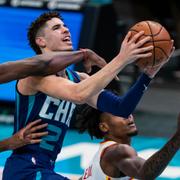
left=0, top=0, right=180, bottom=179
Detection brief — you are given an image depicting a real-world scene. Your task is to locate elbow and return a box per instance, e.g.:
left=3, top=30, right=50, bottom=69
left=70, top=84, right=89, bottom=104
left=73, top=93, right=88, bottom=104
left=71, top=89, right=90, bottom=104
left=70, top=84, right=93, bottom=104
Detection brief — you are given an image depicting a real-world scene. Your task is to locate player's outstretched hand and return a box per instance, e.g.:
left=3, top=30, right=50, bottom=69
left=80, top=48, right=107, bottom=73
left=9, top=119, right=48, bottom=150
left=144, top=45, right=175, bottom=78
left=119, top=31, right=153, bottom=65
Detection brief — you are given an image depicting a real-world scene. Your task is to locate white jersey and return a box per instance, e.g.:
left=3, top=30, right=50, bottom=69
left=82, top=141, right=135, bottom=180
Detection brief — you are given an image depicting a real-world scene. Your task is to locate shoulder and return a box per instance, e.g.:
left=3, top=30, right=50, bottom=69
left=102, top=143, right=137, bottom=162
left=17, top=76, right=38, bottom=95
left=17, top=75, right=56, bottom=95
left=100, top=143, right=137, bottom=176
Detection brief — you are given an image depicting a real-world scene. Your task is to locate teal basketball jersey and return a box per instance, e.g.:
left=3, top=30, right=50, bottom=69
left=13, top=68, right=80, bottom=161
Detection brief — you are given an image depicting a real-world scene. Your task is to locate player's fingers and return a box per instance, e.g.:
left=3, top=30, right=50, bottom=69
left=129, top=31, right=144, bottom=43
left=135, top=36, right=151, bottom=47
left=87, top=66, right=92, bottom=73
left=136, top=45, right=153, bottom=53
left=96, top=58, right=107, bottom=68
left=162, top=46, right=175, bottom=64
left=114, top=76, right=120, bottom=81
left=29, top=139, right=42, bottom=144
left=167, top=40, right=175, bottom=58
left=170, top=46, right=175, bottom=56
left=25, top=119, right=42, bottom=130
left=83, top=62, right=91, bottom=73
left=27, top=131, right=48, bottom=139
left=123, top=31, right=132, bottom=43
left=136, top=52, right=152, bottom=59
left=28, top=123, right=48, bottom=133
left=171, top=39, right=174, bottom=46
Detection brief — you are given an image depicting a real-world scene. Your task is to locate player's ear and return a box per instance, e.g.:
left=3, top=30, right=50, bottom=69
left=35, top=37, right=46, bottom=48
left=99, top=122, right=109, bottom=133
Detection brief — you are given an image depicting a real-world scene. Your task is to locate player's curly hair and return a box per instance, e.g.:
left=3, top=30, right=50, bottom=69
left=75, top=79, right=122, bottom=139
left=27, top=11, right=62, bottom=54
left=76, top=105, right=104, bottom=139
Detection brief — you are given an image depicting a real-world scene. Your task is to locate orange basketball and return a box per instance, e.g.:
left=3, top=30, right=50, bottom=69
left=129, top=20, right=173, bottom=68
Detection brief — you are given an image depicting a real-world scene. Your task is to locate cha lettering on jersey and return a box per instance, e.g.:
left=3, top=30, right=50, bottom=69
left=39, top=96, right=76, bottom=127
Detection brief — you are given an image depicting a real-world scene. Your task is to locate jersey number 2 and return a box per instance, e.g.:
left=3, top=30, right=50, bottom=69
left=39, top=124, right=62, bottom=151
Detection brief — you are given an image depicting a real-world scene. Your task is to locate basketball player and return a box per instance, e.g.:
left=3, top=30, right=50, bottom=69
left=76, top=105, right=180, bottom=180
left=2, top=11, right=166, bottom=180
left=0, top=49, right=107, bottom=152
left=0, top=42, right=107, bottom=152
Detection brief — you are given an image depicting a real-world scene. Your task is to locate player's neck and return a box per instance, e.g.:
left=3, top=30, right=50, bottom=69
left=105, top=136, right=131, bottom=145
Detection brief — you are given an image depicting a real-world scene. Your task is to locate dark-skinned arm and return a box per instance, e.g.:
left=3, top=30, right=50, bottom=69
left=0, top=49, right=106, bottom=84
left=0, top=119, right=48, bottom=152
left=106, top=114, right=180, bottom=180
left=120, top=135, right=180, bottom=180
left=139, top=131, right=180, bottom=180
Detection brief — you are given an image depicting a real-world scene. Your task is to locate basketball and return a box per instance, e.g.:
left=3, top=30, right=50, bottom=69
left=129, top=20, right=173, bottom=68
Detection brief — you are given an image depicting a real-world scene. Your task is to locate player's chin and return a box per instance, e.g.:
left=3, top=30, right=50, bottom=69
left=65, top=41, right=73, bottom=49
left=64, top=45, right=73, bottom=51
left=127, top=129, right=138, bottom=137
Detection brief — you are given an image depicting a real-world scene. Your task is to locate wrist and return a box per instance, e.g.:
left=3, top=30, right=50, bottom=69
left=6, top=137, right=15, bottom=150
left=143, top=65, right=162, bottom=78
left=1, top=137, right=12, bottom=151
left=117, top=53, right=130, bottom=66
left=141, top=72, right=153, bottom=80
left=144, top=72, right=155, bottom=78
left=80, top=48, right=88, bottom=61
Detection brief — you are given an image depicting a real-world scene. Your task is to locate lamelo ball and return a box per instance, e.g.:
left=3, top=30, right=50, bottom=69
left=129, top=20, right=173, bottom=68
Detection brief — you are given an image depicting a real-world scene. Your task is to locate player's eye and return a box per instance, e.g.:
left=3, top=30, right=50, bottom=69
left=52, top=25, right=61, bottom=30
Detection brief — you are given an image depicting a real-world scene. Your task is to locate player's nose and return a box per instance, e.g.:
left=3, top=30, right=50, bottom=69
left=62, top=26, right=70, bottom=33
left=127, top=114, right=134, bottom=122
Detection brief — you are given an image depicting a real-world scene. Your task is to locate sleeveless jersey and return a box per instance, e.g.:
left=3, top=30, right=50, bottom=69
left=13, top=68, right=80, bottom=161
left=82, top=141, right=135, bottom=180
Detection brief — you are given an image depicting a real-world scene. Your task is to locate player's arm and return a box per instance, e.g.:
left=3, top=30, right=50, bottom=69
left=106, top=115, right=180, bottom=179
left=77, top=71, right=151, bottom=113
left=0, top=119, right=48, bottom=152
left=86, top=49, right=175, bottom=118
left=29, top=32, right=153, bottom=104
left=0, top=49, right=107, bottom=84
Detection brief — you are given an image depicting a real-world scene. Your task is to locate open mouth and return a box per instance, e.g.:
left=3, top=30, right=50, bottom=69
left=63, top=36, right=71, bottom=42
left=128, top=122, right=136, bottom=128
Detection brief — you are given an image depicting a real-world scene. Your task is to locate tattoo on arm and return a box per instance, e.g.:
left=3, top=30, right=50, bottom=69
left=141, top=133, right=180, bottom=180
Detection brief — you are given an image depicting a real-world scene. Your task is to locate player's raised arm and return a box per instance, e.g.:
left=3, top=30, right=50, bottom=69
left=30, top=31, right=153, bottom=105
